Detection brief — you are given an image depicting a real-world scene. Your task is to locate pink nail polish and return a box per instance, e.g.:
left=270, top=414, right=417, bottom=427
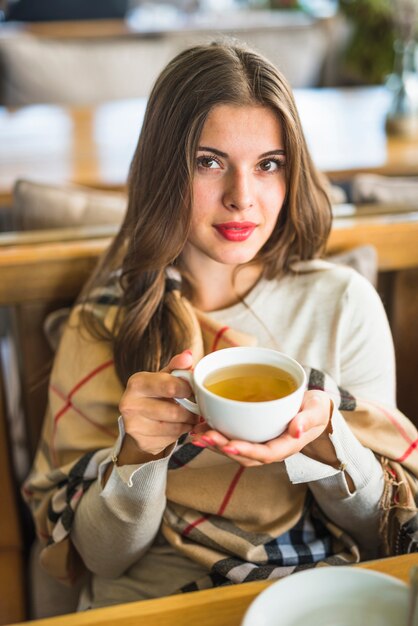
left=295, top=426, right=304, bottom=439
left=191, top=440, right=207, bottom=448
left=223, top=446, right=240, bottom=455
left=201, top=435, right=215, bottom=446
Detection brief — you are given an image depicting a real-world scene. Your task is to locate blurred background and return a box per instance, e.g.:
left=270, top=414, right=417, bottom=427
left=0, top=3, right=417, bottom=624
left=0, top=0, right=416, bottom=104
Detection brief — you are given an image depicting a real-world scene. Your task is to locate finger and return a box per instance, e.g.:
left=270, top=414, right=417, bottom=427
left=219, top=432, right=300, bottom=464
left=190, top=430, right=263, bottom=464
left=223, top=440, right=280, bottom=463
left=163, top=350, right=194, bottom=374
left=287, top=391, right=331, bottom=439
left=191, top=429, right=274, bottom=463
left=189, top=428, right=231, bottom=454
left=218, top=448, right=262, bottom=467
left=190, top=419, right=209, bottom=435
left=123, top=370, right=192, bottom=401
left=190, top=434, right=262, bottom=467
left=137, top=398, right=199, bottom=425
left=129, top=413, right=196, bottom=439
left=196, top=429, right=230, bottom=448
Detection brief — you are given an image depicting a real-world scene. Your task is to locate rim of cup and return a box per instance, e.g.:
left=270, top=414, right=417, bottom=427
left=193, top=347, right=307, bottom=406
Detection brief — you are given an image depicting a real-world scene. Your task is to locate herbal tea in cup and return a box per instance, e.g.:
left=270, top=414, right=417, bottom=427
left=171, top=347, right=306, bottom=442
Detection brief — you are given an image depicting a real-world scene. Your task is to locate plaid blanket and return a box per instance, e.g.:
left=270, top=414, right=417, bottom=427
left=22, top=285, right=418, bottom=588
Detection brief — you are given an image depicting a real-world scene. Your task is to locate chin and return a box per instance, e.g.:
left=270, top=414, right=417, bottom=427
left=213, top=249, right=260, bottom=266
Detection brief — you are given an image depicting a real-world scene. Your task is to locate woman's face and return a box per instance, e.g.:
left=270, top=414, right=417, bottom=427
left=183, top=103, right=286, bottom=271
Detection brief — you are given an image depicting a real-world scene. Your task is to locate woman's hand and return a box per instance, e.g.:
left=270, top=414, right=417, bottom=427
left=118, top=350, right=199, bottom=462
left=191, top=390, right=334, bottom=468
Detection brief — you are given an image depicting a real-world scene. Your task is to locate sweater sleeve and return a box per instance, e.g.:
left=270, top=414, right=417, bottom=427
left=335, top=269, right=396, bottom=406
left=72, top=417, right=172, bottom=578
left=285, top=408, right=384, bottom=558
left=286, top=271, right=395, bottom=557
left=22, top=303, right=130, bottom=581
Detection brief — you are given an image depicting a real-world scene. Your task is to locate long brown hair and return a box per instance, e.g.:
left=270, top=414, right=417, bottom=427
left=81, top=40, right=332, bottom=385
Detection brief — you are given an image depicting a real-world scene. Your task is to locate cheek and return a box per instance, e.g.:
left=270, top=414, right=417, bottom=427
left=260, top=172, right=285, bottom=195
left=273, top=178, right=286, bottom=202
left=263, top=182, right=286, bottom=218
left=193, top=179, right=217, bottom=204
left=192, top=180, right=219, bottom=222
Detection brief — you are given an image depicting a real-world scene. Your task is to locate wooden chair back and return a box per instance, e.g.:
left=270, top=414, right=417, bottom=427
left=0, top=226, right=114, bottom=625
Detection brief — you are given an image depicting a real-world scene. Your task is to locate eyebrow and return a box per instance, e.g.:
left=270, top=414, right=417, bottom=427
left=198, top=146, right=286, bottom=158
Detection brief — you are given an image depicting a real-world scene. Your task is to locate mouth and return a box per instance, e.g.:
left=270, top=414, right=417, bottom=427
left=213, top=222, right=257, bottom=242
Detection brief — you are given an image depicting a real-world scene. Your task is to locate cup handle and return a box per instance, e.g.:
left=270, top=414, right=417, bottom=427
left=171, top=369, right=200, bottom=415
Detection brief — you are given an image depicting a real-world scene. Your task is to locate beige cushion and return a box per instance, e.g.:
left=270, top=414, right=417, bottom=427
left=327, top=183, right=347, bottom=205
left=0, top=34, right=175, bottom=105
left=0, top=16, right=337, bottom=106
left=327, top=244, right=378, bottom=287
left=12, top=179, right=127, bottom=231
left=351, top=174, right=418, bottom=205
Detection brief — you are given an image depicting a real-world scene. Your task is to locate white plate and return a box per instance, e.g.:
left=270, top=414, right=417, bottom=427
left=241, top=566, right=412, bottom=626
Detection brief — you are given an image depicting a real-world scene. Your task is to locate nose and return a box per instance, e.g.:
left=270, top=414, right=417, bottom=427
left=222, top=169, right=254, bottom=211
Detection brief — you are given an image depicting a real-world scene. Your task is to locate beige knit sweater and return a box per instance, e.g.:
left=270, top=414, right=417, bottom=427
left=23, top=262, right=418, bottom=607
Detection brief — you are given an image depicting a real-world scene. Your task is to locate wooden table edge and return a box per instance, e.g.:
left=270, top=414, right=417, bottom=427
left=5, top=554, right=417, bottom=626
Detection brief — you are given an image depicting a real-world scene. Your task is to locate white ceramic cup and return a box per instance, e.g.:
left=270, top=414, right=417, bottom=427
left=171, top=347, right=307, bottom=443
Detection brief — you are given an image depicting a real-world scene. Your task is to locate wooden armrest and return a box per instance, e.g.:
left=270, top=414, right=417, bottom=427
left=333, top=202, right=418, bottom=218
left=0, top=224, right=118, bottom=247
left=0, top=237, right=111, bottom=305
left=328, top=205, right=418, bottom=271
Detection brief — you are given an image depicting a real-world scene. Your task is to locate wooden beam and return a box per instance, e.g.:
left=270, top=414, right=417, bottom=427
left=328, top=210, right=418, bottom=271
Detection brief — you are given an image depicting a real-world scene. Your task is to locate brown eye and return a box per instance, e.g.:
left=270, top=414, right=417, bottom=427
left=197, top=156, right=221, bottom=169
left=259, top=159, right=283, bottom=172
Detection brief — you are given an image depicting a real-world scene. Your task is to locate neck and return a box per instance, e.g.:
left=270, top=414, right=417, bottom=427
left=187, top=262, right=263, bottom=312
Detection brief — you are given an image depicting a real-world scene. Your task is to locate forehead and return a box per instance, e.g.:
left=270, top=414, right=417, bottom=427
left=199, top=104, right=283, bottom=149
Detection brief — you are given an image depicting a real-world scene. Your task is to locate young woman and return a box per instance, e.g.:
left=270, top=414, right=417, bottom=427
left=24, top=41, right=418, bottom=610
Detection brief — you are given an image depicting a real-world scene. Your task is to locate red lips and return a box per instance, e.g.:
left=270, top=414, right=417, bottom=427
left=213, top=222, right=257, bottom=242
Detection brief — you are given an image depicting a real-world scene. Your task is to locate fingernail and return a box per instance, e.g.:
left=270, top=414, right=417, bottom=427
left=201, top=435, right=215, bottom=446
left=223, top=446, right=240, bottom=455
left=198, top=415, right=206, bottom=423
left=295, top=426, right=304, bottom=439
left=184, top=350, right=193, bottom=356
left=191, top=440, right=207, bottom=448
left=190, top=429, right=196, bottom=435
